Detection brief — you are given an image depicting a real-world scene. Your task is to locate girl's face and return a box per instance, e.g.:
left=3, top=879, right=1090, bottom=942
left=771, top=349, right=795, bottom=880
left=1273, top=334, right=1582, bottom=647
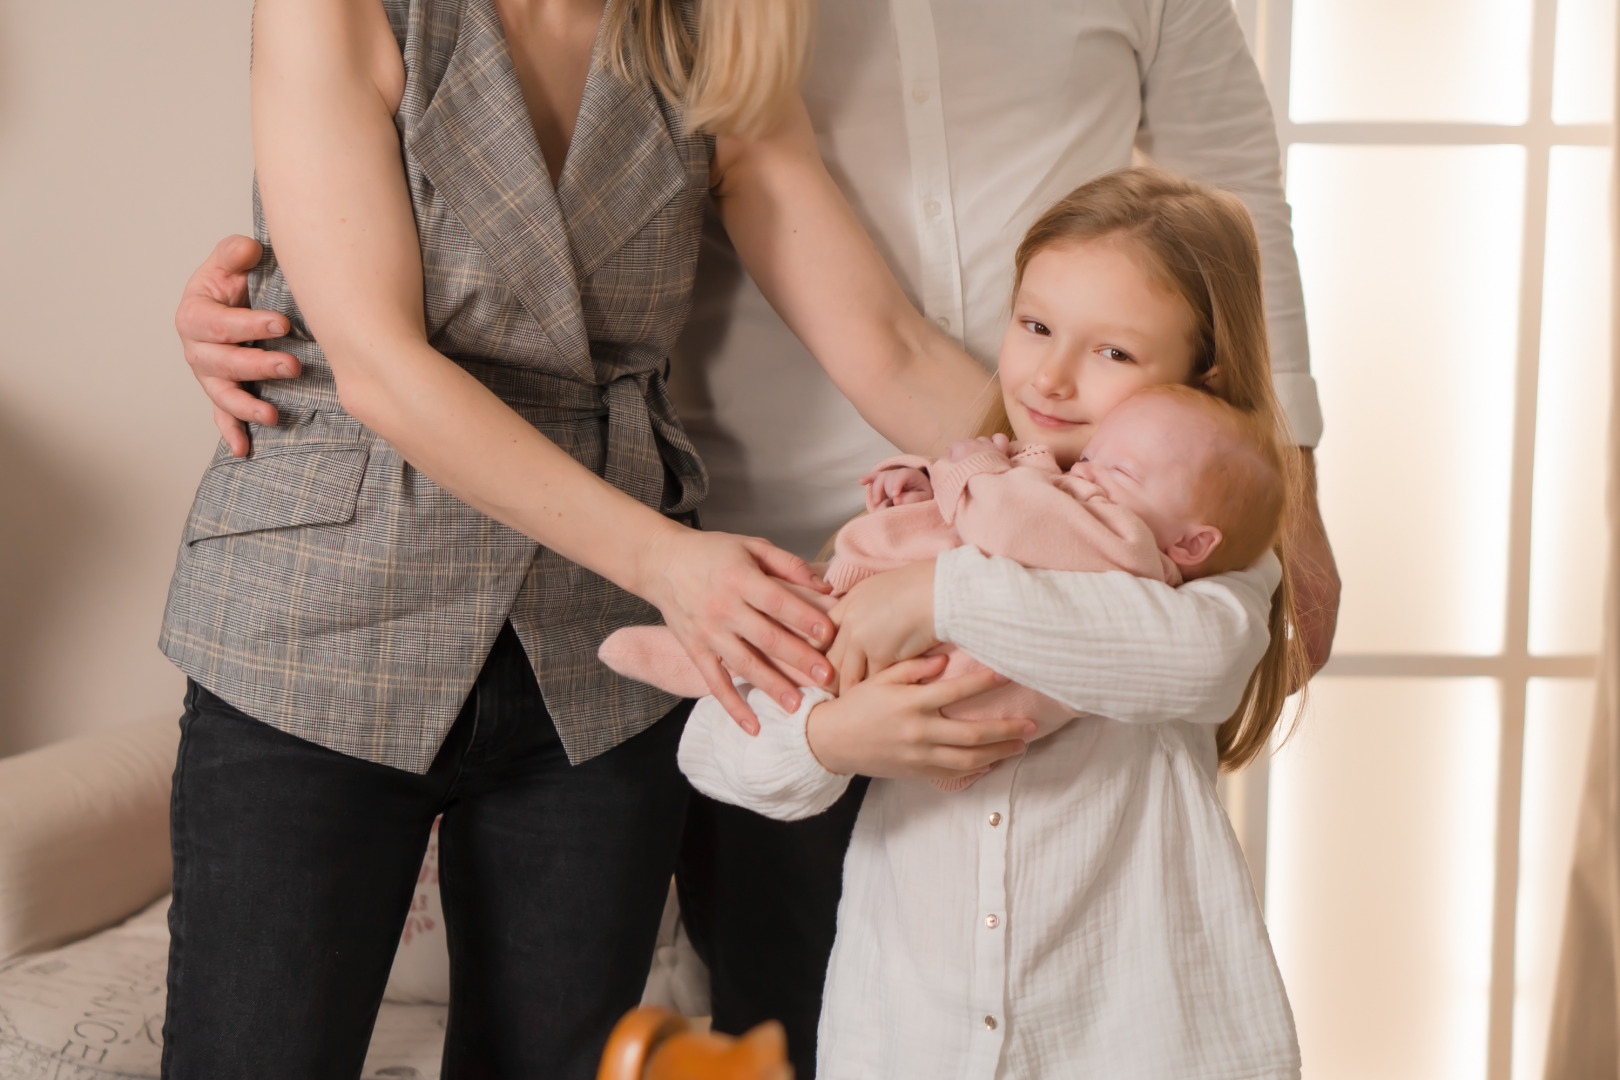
left=997, top=237, right=1198, bottom=467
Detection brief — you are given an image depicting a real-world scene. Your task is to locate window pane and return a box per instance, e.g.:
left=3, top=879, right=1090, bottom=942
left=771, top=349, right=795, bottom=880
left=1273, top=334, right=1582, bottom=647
left=1530, top=148, right=1614, bottom=655
left=1267, top=678, right=1499, bottom=1080
left=1290, top=146, right=1524, bottom=654
left=1289, top=0, right=1533, bottom=123
left=1512, top=678, right=1598, bottom=1080
left=1552, top=0, right=1618, bottom=124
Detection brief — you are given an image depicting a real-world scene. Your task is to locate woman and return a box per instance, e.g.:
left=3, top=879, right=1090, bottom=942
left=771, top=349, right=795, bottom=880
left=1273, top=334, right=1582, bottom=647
left=159, top=1, right=1030, bottom=1078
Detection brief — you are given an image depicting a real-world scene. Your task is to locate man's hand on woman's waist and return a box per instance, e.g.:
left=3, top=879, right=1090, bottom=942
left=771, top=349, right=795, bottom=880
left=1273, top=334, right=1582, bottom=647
left=175, top=234, right=301, bottom=457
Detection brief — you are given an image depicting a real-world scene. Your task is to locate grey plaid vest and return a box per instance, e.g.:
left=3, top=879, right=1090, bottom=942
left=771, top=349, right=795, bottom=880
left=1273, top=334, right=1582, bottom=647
left=160, top=0, right=712, bottom=771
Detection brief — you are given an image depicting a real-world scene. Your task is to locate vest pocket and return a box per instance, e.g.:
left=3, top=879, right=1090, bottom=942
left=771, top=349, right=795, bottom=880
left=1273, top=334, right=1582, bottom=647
left=182, top=443, right=370, bottom=545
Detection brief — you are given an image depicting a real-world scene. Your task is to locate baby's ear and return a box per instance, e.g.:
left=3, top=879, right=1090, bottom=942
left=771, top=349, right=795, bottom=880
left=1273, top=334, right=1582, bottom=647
left=1167, top=524, right=1222, bottom=570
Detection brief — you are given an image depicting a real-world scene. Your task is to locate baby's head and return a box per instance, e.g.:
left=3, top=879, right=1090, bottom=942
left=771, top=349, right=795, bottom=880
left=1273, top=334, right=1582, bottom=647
left=1073, top=385, right=1286, bottom=580
left=989, top=168, right=1283, bottom=469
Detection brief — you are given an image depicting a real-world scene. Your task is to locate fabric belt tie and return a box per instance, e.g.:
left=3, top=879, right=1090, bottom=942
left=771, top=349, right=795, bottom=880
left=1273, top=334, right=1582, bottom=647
left=602, top=367, right=707, bottom=516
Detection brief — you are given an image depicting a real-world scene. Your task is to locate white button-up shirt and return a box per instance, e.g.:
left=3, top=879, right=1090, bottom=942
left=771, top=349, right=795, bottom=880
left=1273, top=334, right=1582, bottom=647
left=670, top=0, right=1320, bottom=559
left=678, top=550, right=1300, bottom=1079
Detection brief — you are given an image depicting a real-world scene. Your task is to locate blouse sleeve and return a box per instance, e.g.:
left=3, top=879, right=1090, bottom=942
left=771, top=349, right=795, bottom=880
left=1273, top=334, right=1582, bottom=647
left=676, top=683, right=852, bottom=821
left=1136, top=0, right=1322, bottom=447
left=933, top=546, right=1279, bottom=726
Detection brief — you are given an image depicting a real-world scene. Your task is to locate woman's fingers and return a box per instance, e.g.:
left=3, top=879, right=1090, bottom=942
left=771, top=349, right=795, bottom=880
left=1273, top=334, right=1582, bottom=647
left=738, top=580, right=835, bottom=676
left=714, top=613, right=814, bottom=712
left=697, top=652, right=760, bottom=736
left=742, top=537, right=832, bottom=595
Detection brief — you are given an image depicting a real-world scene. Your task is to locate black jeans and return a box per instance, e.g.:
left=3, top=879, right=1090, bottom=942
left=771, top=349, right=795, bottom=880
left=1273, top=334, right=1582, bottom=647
left=677, top=777, right=869, bottom=1080
left=162, top=623, right=692, bottom=1080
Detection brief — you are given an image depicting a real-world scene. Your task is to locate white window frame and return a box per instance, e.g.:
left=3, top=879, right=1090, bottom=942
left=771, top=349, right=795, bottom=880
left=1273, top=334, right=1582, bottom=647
left=1223, top=2, right=1611, bottom=1077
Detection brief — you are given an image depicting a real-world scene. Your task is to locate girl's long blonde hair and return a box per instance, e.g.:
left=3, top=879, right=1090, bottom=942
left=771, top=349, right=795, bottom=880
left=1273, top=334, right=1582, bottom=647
left=604, top=0, right=814, bottom=138
left=984, top=168, right=1310, bottom=772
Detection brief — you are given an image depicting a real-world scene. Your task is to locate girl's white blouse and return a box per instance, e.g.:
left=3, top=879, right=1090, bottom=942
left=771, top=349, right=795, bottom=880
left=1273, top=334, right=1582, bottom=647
left=678, top=549, right=1300, bottom=1080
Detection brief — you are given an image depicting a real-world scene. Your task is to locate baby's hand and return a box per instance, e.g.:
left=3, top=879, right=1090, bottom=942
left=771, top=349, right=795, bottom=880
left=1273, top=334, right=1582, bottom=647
left=865, top=465, right=934, bottom=510
left=947, top=433, right=1011, bottom=462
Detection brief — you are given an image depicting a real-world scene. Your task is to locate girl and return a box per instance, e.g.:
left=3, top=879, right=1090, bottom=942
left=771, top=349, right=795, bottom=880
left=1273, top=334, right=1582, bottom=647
left=678, top=169, right=1309, bottom=1080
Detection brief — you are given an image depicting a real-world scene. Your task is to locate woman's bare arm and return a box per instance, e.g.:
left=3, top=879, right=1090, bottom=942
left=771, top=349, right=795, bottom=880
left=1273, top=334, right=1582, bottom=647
left=710, top=100, right=993, bottom=459
left=249, top=0, right=834, bottom=724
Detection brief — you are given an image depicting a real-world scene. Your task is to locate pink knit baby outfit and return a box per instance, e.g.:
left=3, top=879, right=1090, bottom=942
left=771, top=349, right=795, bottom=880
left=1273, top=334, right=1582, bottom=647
left=600, top=443, right=1179, bottom=790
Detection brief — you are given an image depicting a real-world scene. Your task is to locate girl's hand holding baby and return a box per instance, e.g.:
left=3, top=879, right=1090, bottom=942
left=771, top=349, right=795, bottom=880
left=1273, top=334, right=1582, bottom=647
left=827, top=559, right=941, bottom=689
left=804, top=654, right=1035, bottom=779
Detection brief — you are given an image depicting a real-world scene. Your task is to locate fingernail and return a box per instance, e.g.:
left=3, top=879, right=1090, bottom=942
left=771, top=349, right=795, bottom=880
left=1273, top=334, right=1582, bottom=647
left=813, top=665, right=831, bottom=685
left=267, top=322, right=285, bottom=336
left=275, top=363, right=292, bottom=377
left=781, top=691, right=800, bottom=712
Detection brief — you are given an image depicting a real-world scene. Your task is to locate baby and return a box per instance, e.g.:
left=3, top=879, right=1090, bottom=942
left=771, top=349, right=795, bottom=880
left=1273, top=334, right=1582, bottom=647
left=600, top=382, right=1285, bottom=787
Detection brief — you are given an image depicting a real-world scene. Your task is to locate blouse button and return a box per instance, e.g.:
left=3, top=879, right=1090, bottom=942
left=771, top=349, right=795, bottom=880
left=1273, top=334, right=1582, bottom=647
left=985, top=914, right=999, bottom=929
left=988, top=812, right=1002, bottom=827
left=984, top=1015, right=999, bottom=1031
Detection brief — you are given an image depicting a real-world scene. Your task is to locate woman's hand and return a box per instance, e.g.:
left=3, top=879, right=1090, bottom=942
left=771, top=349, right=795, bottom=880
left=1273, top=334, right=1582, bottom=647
left=805, top=655, right=1034, bottom=779
left=640, top=525, right=836, bottom=735
left=826, top=558, right=940, bottom=690
left=174, top=235, right=304, bottom=457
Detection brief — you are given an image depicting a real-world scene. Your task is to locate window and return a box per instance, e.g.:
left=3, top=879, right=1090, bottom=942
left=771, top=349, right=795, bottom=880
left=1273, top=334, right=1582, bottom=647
left=1221, top=2, right=1614, bottom=1077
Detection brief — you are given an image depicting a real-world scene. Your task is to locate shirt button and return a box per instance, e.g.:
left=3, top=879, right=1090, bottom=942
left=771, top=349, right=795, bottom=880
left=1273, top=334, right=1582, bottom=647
left=923, top=198, right=942, bottom=217
left=988, top=812, right=1002, bottom=827
left=912, top=86, right=930, bottom=104
left=935, top=315, right=950, bottom=330
left=986, top=914, right=999, bottom=929
left=984, top=1015, right=999, bottom=1031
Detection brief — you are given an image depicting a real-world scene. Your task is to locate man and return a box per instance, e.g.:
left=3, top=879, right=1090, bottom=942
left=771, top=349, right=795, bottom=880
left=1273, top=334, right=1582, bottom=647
left=176, top=1, right=1338, bottom=1073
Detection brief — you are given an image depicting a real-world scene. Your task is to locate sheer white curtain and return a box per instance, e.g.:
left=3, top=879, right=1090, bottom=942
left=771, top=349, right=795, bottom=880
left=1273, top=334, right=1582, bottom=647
left=1544, top=32, right=1620, bottom=1075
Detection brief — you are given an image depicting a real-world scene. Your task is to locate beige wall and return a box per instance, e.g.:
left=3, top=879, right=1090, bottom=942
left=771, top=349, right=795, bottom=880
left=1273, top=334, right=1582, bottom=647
left=0, top=0, right=254, bottom=755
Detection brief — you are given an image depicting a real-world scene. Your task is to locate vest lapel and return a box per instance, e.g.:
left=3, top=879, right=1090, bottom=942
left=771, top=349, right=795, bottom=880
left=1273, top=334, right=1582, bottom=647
left=556, top=35, right=691, bottom=281
left=407, top=0, right=593, bottom=380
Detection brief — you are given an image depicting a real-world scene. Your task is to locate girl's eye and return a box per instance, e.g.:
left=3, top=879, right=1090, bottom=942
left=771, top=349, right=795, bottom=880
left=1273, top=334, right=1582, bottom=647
left=1099, top=347, right=1135, bottom=363
left=1022, top=319, right=1051, bottom=336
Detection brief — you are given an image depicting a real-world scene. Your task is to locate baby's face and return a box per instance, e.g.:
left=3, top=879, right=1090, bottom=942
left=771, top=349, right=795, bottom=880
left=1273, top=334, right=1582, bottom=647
left=1069, top=394, right=1218, bottom=554
left=997, top=237, right=1197, bottom=469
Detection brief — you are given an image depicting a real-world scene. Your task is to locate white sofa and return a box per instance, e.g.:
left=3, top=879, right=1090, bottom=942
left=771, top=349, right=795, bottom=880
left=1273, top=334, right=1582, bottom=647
left=0, top=719, right=706, bottom=1080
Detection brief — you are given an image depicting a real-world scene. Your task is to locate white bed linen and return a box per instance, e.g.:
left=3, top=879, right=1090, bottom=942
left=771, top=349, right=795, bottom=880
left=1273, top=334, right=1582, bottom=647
left=0, top=898, right=448, bottom=1080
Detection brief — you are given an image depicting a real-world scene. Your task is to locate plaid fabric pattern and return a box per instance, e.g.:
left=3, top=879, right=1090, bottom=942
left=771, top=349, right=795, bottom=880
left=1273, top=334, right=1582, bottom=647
left=160, top=0, right=713, bottom=772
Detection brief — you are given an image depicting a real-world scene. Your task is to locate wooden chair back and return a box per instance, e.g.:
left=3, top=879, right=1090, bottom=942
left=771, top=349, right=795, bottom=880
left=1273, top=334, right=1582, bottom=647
left=597, top=1006, right=793, bottom=1080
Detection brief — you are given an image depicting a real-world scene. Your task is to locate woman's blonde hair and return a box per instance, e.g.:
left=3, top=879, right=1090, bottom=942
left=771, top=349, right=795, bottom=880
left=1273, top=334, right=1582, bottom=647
left=982, top=167, right=1310, bottom=772
left=604, top=0, right=814, bottom=138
